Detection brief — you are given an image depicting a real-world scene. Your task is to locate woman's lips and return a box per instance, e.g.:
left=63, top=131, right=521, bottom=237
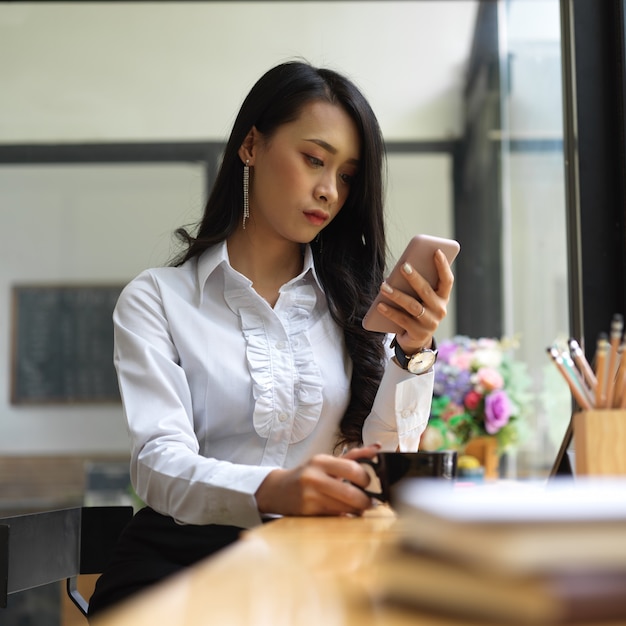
left=303, top=210, right=329, bottom=226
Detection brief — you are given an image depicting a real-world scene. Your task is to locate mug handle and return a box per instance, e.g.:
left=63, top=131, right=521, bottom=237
left=356, top=457, right=386, bottom=501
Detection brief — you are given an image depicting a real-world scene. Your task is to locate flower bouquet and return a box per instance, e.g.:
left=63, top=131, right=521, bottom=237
left=420, top=336, right=533, bottom=454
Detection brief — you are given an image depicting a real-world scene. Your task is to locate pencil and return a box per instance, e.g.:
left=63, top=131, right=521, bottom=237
left=620, top=357, right=626, bottom=408
left=605, top=314, right=623, bottom=408
left=568, top=337, right=597, bottom=403
left=562, top=351, right=595, bottom=408
left=546, top=346, right=593, bottom=410
left=595, top=333, right=610, bottom=409
left=614, top=340, right=626, bottom=407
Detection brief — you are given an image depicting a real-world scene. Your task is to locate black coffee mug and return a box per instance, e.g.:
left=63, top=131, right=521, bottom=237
left=357, top=451, right=457, bottom=503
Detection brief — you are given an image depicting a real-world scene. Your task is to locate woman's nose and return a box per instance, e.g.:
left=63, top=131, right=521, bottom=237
left=315, top=174, right=338, bottom=204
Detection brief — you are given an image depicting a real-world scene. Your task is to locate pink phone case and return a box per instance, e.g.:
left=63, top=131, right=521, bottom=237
left=362, top=234, right=460, bottom=334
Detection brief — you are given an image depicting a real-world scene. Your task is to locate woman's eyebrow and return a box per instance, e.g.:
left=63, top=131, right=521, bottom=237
left=304, top=138, right=359, bottom=165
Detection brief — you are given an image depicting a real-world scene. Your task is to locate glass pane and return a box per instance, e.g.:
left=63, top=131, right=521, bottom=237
left=498, top=0, right=570, bottom=475
left=0, top=2, right=572, bottom=478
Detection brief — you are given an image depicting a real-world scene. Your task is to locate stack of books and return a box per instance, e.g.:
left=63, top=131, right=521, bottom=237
left=377, top=478, right=626, bottom=624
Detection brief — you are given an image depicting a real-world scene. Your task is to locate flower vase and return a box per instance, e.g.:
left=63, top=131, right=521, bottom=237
left=463, top=436, right=500, bottom=480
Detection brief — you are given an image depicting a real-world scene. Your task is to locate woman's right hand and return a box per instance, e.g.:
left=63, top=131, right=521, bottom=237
left=255, top=444, right=380, bottom=517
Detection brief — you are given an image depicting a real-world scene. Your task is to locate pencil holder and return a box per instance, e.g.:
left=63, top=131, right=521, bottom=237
left=573, top=410, right=626, bottom=476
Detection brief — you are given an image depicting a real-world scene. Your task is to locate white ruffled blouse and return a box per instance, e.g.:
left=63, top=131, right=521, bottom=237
left=113, top=241, right=434, bottom=528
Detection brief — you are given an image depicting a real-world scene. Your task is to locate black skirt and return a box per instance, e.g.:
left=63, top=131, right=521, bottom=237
left=87, top=506, right=243, bottom=620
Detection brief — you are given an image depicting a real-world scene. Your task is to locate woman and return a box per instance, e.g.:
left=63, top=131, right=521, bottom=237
left=88, top=60, right=454, bottom=617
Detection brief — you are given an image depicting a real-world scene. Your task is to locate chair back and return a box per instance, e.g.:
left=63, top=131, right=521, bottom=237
left=0, top=505, right=133, bottom=616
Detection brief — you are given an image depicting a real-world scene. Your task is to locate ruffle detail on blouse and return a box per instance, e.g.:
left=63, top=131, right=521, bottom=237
left=224, top=280, right=324, bottom=444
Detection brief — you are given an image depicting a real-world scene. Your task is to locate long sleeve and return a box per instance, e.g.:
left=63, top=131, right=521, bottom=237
left=113, top=272, right=275, bottom=529
left=362, top=359, right=434, bottom=452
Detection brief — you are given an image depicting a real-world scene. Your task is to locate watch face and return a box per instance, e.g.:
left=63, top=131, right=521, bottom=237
left=408, top=350, right=436, bottom=374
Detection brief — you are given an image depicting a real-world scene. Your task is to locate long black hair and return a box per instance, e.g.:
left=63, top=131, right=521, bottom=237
left=173, top=61, right=388, bottom=447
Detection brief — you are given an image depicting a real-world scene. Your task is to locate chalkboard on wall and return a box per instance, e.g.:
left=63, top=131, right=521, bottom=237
left=10, top=285, right=124, bottom=404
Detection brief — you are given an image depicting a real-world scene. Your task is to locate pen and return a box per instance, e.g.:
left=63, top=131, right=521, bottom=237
left=605, top=314, right=623, bottom=408
left=546, top=346, right=593, bottom=410
left=595, top=333, right=610, bottom=409
left=568, top=337, right=597, bottom=402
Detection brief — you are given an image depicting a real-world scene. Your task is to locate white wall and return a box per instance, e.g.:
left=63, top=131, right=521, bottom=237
left=0, top=164, right=205, bottom=453
left=0, top=2, right=474, bottom=454
left=386, top=153, right=456, bottom=340
left=0, top=2, right=477, bottom=142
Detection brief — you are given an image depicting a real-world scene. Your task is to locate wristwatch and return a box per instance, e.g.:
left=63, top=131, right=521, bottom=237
left=391, top=337, right=438, bottom=375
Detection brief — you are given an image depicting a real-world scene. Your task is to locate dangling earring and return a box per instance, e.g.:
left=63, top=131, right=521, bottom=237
left=242, top=159, right=250, bottom=229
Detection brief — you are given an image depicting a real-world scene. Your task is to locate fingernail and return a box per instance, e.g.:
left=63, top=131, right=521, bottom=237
left=381, top=282, right=393, bottom=294
left=403, top=262, right=413, bottom=274
left=373, top=442, right=382, bottom=450
left=377, top=303, right=388, bottom=312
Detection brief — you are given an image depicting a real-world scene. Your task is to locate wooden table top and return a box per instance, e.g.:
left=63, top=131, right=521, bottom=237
left=92, top=502, right=626, bottom=626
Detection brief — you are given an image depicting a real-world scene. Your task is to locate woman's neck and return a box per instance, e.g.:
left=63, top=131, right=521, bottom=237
left=227, top=231, right=305, bottom=307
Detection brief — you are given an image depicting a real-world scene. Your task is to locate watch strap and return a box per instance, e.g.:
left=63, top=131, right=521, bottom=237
left=391, top=336, right=438, bottom=371
left=390, top=337, right=411, bottom=369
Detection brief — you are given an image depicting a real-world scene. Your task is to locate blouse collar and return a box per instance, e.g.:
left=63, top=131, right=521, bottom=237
left=196, top=240, right=323, bottom=304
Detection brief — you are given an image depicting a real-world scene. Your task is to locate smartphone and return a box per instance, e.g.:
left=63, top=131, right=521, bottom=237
left=362, top=234, right=460, bottom=334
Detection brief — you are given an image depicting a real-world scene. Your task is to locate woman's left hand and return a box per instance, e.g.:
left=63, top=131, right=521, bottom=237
left=375, top=248, right=454, bottom=352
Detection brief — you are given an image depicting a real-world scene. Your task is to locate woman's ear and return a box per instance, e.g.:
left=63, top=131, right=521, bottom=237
left=238, top=127, right=259, bottom=165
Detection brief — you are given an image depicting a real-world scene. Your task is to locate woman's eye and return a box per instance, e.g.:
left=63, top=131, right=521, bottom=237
left=339, top=172, right=355, bottom=185
left=306, top=155, right=324, bottom=167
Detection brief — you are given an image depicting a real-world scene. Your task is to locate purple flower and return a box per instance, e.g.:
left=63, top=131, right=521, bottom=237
left=484, top=390, right=512, bottom=434
left=437, top=340, right=459, bottom=365
left=434, top=366, right=472, bottom=405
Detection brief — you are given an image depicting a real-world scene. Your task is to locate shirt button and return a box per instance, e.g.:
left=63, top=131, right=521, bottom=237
left=278, top=413, right=288, bottom=422
left=401, top=409, right=412, bottom=419
left=275, top=341, right=287, bottom=350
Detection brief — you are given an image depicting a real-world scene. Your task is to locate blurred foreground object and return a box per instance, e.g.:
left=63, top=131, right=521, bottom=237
left=377, top=478, right=626, bottom=624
